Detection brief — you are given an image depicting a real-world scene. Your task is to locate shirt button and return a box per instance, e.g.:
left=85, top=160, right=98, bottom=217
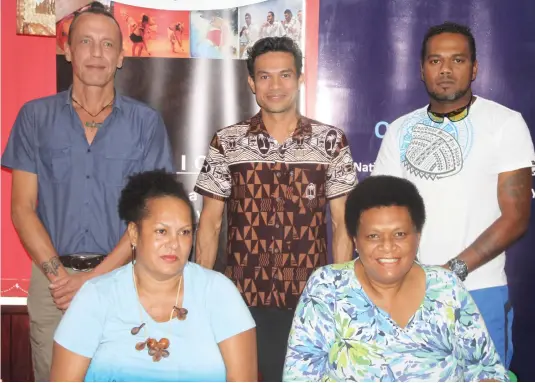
left=87, top=148, right=91, bottom=153
left=275, top=224, right=280, bottom=228
left=276, top=197, right=282, bottom=202
left=274, top=249, right=280, bottom=254
left=276, top=171, right=281, bottom=177
left=85, top=229, right=89, bottom=233
left=86, top=175, right=90, bottom=179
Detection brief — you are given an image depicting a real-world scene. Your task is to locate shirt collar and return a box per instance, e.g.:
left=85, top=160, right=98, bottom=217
left=247, top=110, right=312, bottom=139
left=63, top=85, right=124, bottom=111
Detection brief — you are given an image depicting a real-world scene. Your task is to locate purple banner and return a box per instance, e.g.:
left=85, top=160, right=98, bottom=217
left=317, top=0, right=535, bottom=379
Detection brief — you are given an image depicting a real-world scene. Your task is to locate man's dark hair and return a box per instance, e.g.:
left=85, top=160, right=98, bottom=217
left=68, top=1, right=123, bottom=49
left=268, top=11, right=275, bottom=18
left=345, top=175, right=426, bottom=238
left=246, top=36, right=303, bottom=79
left=245, top=12, right=251, bottom=18
left=118, top=169, right=195, bottom=228
left=284, top=9, right=292, bottom=16
left=421, top=21, right=476, bottom=63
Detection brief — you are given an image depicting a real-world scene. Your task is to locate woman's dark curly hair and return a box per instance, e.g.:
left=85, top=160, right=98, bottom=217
left=345, top=175, right=426, bottom=237
left=118, top=169, right=195, bottom=228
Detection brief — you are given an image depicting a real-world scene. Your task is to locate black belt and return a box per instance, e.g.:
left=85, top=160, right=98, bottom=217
left=60, top=254, right=107, bottom=271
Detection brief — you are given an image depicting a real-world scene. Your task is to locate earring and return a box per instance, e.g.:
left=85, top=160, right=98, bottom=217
left=131, top=244, right=136, bottom=264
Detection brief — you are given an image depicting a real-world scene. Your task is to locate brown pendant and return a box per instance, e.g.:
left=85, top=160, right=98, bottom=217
left=134, top=336, right=171, bottom=362
left=173, top=306, right=188, bottom=321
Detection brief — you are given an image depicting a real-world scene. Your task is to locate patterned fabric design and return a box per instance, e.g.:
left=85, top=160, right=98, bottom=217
left=195, top=112, right=357, bottom=309
left=283, top=261, right=509, bottom=382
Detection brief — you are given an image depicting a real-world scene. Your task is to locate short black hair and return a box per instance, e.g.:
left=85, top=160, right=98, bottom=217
left=245, top=13, right=251, bottom=17
left=68, top=1, right=123, bottom=49
left=421, top=21, right=476, bottom=63
left=345, top=175, right=426, bottom=237
left=118, top=169, right=195, bottom=228
left=284, top=9, right=292, bottom=15
left=268, top=11, right=275, bottom=18
left=246, top=36, right=303, bottom=78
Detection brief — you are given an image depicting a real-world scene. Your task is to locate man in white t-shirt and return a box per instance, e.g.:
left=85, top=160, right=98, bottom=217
left=260, top=11, right=285, bottom=39
left=373, top=21, right=534, bottom=368
left=240, top=13, right=260, bottom=59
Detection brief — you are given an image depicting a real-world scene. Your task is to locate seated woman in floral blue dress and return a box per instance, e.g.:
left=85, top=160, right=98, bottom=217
left=283, top=175, right=508, bottom=382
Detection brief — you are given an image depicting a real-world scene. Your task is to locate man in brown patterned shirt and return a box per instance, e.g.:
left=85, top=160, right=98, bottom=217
left=194, top=36, right=357, bottom=381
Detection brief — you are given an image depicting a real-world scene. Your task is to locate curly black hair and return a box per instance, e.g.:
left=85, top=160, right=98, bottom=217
left=246, top=36, right=303, bottom=79
left=118, top=169, right=195, bottom=228
left=421, top=21, right=476, bottom=63
left=345, top=175, right=426, bottom=237
left=68, top=1, right=123, bottom=49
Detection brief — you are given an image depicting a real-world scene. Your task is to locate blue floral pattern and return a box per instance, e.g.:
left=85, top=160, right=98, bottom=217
left=283, top=261, right=508, bottom=382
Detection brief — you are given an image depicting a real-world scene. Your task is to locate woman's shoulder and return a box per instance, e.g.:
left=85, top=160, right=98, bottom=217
left=83, top=263, right=133, bottom=296
left=422, top=264, right=462, bottom=286
left=185, top=262, right=237, bottom=293
left=306, top=260, right=356, bottom=289
left=318, top=259, right=355, bottom=272
left=421, top=264, right=468, bottom=305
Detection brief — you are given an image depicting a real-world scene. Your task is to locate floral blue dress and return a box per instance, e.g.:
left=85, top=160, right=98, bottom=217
left=283, top=261, right=508, bottom=382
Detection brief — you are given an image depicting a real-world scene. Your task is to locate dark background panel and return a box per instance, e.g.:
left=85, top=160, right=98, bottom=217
left=57, top=56, right=260, bottom=270
left=317, top=0, right=535, bottom=379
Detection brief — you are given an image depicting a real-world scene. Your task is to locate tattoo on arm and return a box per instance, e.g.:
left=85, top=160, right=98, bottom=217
left=41, top=256, right=61, bottom=277
left=500, top=168, right=531, bottom=215
left=463, top=168, right=531, bottom=270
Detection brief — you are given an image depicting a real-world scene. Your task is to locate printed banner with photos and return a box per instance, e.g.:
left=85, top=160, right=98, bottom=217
left=55, top=0, right=305, bottom=59
left=16, top=0, right=56, bottom=36
left=56, top=0, right=311, bottom=272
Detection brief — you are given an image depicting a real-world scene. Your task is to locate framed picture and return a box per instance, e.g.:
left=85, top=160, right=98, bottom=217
left=16, top=0, right=56, bottom=36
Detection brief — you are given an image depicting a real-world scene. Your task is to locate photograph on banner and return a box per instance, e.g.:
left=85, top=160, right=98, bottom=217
left=190, top=8, right=239, bottom=59
left=56, top=0, right=111, bottom=21
left=17, top=0, right=56, bottom=36
left=113, top=2, right=190, bottom=58
left=238, top=0, right=304, bottom=59
left=56, top=0, right=112, bottom=54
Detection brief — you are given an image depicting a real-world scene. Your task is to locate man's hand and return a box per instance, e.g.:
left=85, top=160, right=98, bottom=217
left=49, top=272, right=92, bottom=310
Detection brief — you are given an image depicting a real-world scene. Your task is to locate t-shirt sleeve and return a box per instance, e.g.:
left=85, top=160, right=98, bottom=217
left=208, top=272, right=255, bottom=343
left=194, top=133, right=232, bottom=201
left=372, top=120, right=403, bottom=177
left=454, top=278, right=509, bottom=382
left=491, top=112, right=535, bottom=174
left=326, top=131, right=358, bottom=200
left=54, top=282, right=106, bottom=358
left=1, top=104, right=37, bottom=173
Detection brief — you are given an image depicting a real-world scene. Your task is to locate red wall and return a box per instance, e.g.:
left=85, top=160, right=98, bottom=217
left=1, top=0, right=56, bottom=296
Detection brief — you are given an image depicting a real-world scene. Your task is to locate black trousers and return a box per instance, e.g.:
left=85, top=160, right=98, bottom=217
left=249, top=307, right=295, bottom=382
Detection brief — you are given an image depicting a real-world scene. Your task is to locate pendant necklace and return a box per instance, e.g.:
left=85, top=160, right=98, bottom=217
left=72, top=96, right=114, bottom=129
left=130, top=266, right=189, bottom=362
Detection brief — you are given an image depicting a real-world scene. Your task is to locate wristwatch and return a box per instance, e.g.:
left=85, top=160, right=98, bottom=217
left=447, top=258, right=468, bottom=281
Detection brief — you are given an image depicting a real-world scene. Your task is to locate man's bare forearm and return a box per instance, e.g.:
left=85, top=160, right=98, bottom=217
left=458, top=168, right=531, bottom=272
left=11, top=208, right=68, bottom=282
left=458, top=216, right=527, bottom=272
left=195, top=225, right=221, bottom=269
left=332, top=225, right=353, bottom=263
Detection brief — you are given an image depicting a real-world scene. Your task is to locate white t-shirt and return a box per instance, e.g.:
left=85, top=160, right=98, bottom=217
left=373, top=96, right=535, bottom=291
